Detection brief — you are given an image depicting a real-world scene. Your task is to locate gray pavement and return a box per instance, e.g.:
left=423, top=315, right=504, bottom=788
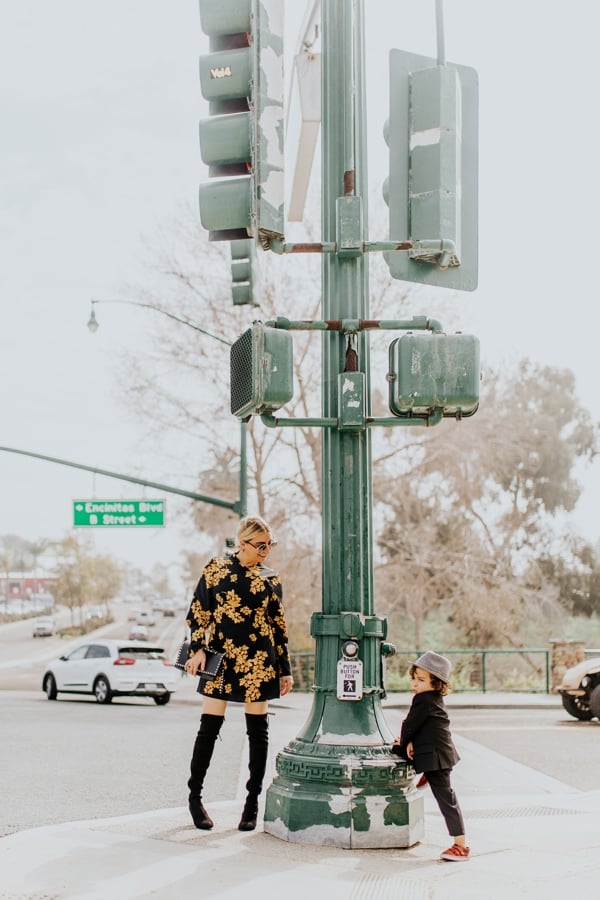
left=2, top=687, right=599, bottom=899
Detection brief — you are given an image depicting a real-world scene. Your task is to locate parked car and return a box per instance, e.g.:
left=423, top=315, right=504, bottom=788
left=557, top=657, right=600, bottom=720
left=128, top=624, right=149, bottom=641
left=32, top=616, right=55, bottom=638
left=41, top=639, right=178, bottom=705
left=85, top=606, right=105, bottom=622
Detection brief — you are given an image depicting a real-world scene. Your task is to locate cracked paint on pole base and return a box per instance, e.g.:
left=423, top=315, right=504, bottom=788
left=264, top=741, right=424, bottom=849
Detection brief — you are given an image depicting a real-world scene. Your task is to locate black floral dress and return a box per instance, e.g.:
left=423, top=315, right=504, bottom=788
left=186, top=553, right=292, bottom=703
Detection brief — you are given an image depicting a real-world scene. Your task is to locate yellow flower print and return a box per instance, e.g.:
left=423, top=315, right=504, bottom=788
left=188, top=553, right=291, bottom=702
left=253, top=605, right=272, bottom=639
left=203, top=557, right=232, bottom=589
left=214, top=590, right=246, bottom=625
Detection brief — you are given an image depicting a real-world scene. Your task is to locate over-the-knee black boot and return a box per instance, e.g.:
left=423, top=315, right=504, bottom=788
left=238, top=713, right=269, bottom=831
left=188, top=713, right=224, bottom=829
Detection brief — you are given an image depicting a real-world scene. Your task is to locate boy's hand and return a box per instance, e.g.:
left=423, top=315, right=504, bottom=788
left=406, top=740, right=414, bottom=760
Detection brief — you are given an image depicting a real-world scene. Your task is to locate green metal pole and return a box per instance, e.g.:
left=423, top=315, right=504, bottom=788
left=238, top=423, right=248, bottom=518
left=0, top=446, right=239, bottom=511
left=264, top=0, right=422, bottom=848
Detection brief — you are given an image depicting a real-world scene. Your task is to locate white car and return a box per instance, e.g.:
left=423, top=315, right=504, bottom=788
left=32, top=616, right=55, bottom=637
left=42, top=639, right=178, bottom=705
left=128, top=623, right=149, bottom=641
left=136, top=609, right=156, bottom=627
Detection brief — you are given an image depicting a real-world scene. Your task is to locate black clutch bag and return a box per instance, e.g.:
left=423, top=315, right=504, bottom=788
left=174, top=639, right=225, bottom=682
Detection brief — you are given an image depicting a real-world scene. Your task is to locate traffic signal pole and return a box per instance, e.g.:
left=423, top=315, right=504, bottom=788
left=264, top=0, right=423, bottom=848
left=321, top=0, right=371, bottom=615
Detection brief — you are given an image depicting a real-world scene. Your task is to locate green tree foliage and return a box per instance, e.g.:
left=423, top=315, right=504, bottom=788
left=537, top=538, right=600, bottom=618
left=53, top=535, right=122, bottom=625
left=0, top=535, right=50, bottom=573
left=117, top=206, right=599, bottom=649
left=374, top=363, right=598, bottom=646
left=86, top=555, right=122, bottom=615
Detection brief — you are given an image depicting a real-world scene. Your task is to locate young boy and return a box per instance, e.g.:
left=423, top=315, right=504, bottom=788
left=392, top=650, right=470, bottom=861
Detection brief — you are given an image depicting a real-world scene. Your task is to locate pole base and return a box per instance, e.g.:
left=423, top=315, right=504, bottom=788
left=264, top=739, right=424, bottom=848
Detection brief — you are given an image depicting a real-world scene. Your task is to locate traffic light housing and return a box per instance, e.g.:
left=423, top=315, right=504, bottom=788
left=388, top=333, right=480, bottom=419
left=230, top=322, right=293, bottom=419
left=231, top=239, right=260, bottom=306
left=383, top=49, right=478, bottom=291
left=198, top=0, right=284, bottom=247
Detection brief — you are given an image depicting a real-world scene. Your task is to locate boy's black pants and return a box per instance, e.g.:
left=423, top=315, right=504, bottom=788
left=423, top=768, right=465, bottom=837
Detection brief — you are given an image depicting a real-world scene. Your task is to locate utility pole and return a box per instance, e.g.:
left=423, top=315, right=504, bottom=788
left=206, top=0, right=478, bottom=849
left=263, top=0, right=422, bottom=848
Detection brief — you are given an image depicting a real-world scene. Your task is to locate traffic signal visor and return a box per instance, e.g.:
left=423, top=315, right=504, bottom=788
left=230, top=239, right=261, bottom=306
left=383, top=49, right=478, bottom=291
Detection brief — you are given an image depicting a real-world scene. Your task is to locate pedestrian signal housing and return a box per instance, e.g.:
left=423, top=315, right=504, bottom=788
left=388, top=333, right=480, bottom=419
left=230, top=323, right=293, bottom=419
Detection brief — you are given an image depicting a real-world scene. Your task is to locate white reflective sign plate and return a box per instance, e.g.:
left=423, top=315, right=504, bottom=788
left=337, top=659, right=363, bottom=701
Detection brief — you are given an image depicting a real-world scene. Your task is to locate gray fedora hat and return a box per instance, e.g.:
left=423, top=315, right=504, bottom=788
left=414, top=650, right=452, bottom=684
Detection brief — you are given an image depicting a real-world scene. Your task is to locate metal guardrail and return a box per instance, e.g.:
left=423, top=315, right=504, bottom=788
left=289, top=647, right=600, bottom=694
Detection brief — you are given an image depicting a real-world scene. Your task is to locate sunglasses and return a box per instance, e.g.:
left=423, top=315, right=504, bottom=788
left=245, top=539, right=278, bottom=552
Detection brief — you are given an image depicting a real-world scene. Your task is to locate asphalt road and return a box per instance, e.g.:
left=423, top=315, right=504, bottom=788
left=0, top=604, right=186, bottom=691
left=2, top=610, right=599, bottom=838
left=2, top=690, right=598, bottom=838
left=0, top=687, right=248, bottom=838
left=448, top=706, right=600, bottom=792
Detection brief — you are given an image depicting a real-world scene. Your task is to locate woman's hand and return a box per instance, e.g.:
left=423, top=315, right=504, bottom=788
left=184, top=649, right=206, bottom=677
left=279, top=675, right=294, bottom=697
left=406, top=740, right=414, bottom=760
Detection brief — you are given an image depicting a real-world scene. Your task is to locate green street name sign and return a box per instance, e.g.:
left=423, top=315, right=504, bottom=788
left=73, top=499, right=165, bottom=527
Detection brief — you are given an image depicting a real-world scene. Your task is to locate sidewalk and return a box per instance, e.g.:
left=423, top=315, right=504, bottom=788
left=2, top=690, right=598, bottom=900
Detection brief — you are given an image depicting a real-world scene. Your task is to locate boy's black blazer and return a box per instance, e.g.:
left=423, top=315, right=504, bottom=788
left=396, top=690, right=460, bottom=773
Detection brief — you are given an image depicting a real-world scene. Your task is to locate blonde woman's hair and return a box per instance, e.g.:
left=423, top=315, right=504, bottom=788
left=236, top=515, right=272, bottom=547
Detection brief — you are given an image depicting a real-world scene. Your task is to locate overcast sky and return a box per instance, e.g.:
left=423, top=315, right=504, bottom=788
left=1, top=1, right=599, bottom=584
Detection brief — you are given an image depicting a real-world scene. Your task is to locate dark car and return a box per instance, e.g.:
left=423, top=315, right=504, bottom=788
left=557, top=657, right=600, bottom=720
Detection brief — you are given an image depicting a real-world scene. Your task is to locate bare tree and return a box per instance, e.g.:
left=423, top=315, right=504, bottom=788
left=114, top=205, right=600, bottom=651
left=374, top=362, right=599, bottom=647
left=121, top=207, right=326, bottom=543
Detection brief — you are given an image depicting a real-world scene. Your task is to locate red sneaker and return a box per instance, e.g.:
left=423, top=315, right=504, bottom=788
left=440, top=844, right=470, bottom=861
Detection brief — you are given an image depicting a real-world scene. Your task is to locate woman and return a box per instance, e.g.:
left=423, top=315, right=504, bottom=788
left=184, top=515, right=293, bottom=832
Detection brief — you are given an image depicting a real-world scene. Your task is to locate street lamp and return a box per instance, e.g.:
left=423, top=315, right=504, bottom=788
left=87, top=298, right=247, bottom=518
left=87, top=298, right=231, bottom=346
